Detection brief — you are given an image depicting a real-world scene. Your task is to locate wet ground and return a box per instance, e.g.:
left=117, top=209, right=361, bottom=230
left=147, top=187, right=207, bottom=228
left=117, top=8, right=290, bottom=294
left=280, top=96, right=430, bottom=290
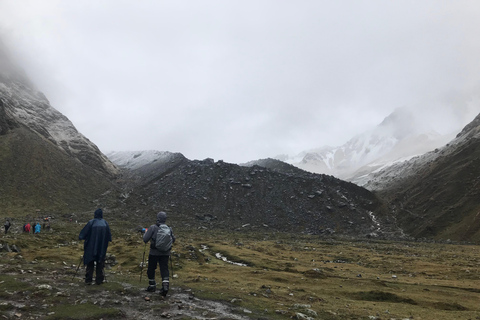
left=0, top=258, right=254, bottom=320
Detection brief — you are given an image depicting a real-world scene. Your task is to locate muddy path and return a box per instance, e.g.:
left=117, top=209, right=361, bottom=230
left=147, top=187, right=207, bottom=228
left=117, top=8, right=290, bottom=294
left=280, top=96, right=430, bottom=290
left=0, top=259, right=254, bottom=320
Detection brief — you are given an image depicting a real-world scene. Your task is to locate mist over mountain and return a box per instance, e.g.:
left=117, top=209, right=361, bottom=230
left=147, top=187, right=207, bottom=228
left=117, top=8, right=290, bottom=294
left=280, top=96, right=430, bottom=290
left=364, top=112, right=480, bottom=241
left=0, top=38, right=397, bottom=238
left=0, top=40, right=118, bottom=212
left=2, top=36, right=480, bottom=242
left=276, top=107, right=455, bottom=185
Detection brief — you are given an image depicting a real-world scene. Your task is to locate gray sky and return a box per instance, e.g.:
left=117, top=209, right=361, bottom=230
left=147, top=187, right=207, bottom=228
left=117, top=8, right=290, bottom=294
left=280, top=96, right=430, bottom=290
left=1, top=1, right=480, bottom=163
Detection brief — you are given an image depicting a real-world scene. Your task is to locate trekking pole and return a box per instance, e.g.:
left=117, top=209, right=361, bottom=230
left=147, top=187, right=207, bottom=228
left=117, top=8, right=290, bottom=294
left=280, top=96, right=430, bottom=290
left=140, top=242, right=147, bottom=282
left=72, top=256, right=83, bottom=281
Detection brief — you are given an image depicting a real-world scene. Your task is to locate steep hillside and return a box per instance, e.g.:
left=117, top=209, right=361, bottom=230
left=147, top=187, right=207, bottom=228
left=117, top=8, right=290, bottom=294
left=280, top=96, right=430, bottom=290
left=114, top=156, right=401, bottom=238
left=0, top=40, right=119, bottom=214
left=365, top=113, right=480, bottom=241
left=0, top=126, right=118, bottom=213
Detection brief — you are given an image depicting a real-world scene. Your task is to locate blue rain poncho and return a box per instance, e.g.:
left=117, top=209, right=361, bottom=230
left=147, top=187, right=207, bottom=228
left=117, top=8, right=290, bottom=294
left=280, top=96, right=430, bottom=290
left=79, top=209, right=112, bottom=265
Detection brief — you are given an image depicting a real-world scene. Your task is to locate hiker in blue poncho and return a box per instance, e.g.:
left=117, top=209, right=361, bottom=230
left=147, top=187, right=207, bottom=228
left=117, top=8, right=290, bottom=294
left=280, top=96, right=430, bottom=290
left=79, top=208, right=112, bottom=285
left=143, top=211, right=175, bottom=296
left=34, top=222, right=41, bottom=234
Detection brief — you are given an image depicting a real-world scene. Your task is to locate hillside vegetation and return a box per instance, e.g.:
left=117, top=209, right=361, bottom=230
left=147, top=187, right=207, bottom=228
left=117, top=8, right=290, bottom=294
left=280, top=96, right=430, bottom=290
left=369, top=113, right=480, bottom=242
left=0, top=126, right=118, bottom=215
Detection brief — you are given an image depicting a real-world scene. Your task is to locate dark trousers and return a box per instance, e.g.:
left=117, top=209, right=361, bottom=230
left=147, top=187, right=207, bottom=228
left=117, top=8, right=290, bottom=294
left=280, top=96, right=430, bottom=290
left=4, top=226, right=9, bottom=235
left=147, top=255, right=169, bottom=283
left=85, top=260, right=105, bottom=284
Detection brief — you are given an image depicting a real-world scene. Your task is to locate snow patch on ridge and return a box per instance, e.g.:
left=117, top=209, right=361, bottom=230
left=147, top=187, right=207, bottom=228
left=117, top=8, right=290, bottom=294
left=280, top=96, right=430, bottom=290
left=0, top=66, right=117, bottom=175
left=277, top=108, right=455, bottom=184
left=106, top=150, right=178, bottom=170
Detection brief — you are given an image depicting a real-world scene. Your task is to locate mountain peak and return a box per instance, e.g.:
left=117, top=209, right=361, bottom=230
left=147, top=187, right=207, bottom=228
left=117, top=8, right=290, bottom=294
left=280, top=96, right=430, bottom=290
left=278, top=107, right=451, bottom=184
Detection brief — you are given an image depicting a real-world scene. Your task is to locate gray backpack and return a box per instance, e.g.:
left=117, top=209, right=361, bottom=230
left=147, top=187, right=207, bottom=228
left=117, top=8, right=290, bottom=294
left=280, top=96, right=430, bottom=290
left=155, top=224, right=173, bottom=251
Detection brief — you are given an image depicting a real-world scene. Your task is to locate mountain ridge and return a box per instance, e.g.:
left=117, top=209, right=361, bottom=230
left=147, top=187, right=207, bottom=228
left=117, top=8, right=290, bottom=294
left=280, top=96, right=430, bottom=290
left=277, top=107, right=456, bottom=185
left=365, top=112, right=480, bottom=241
left=0, top=40, right=119, bottom=214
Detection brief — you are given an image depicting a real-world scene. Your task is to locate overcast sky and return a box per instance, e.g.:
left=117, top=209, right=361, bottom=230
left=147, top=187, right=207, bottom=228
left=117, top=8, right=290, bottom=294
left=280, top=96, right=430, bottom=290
left=1, top=1, right=480, bottom=163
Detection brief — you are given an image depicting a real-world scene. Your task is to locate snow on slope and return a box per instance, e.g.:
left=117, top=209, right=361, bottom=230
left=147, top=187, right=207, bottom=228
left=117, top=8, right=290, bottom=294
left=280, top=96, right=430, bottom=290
left=0, top=42, right=117, bottom=175
left=363, top=112, right=480, bottom=191
left=278, top=107, right=454, bottom=184
left=106, top=150, right=179, bottom=170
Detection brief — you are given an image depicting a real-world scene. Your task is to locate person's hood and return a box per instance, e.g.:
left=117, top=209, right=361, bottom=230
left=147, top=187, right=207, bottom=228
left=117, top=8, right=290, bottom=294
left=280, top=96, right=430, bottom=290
left=156, top=211, right=167, bottom=224
left=94, top=208, right=103, bottom=219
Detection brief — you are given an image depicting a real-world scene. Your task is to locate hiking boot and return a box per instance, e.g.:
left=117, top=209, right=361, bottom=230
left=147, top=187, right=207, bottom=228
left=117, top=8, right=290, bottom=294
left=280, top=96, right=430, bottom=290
left=160, top=280, right=169, bottom=297
left=146, top=285, right=156, bottom=292
left=146, top=279, right=156, bottom=292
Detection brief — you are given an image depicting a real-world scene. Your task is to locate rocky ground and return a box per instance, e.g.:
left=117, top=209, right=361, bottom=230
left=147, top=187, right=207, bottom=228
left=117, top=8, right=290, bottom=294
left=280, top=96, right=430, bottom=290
left=3, top=220, right=480, bottom=320
left=0, top=228, right=258, bottom=320
left=120, top=156, right=403, bottom=240
left=0, top=252, right=254, bottom=320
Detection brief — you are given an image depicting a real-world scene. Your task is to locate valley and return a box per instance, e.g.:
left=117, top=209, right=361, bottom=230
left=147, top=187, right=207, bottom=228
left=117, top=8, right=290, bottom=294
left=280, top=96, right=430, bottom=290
left=2, top=35, right=480, bottom=319
left=1, top=215, right=480, bottom=320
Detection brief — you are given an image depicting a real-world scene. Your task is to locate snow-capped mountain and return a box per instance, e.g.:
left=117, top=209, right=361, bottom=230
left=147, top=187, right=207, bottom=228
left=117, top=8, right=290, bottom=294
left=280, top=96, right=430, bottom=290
left=278, top=107, right=454, bottom=185
left=0, top=40, right=117, bottom=176
left=105, top=150, right=181, bottom=170
left=363, top=112, right=480, bottom=241
left=365, top=111, right=480, bottom=192
left=0, top=39, right=119, bottom=211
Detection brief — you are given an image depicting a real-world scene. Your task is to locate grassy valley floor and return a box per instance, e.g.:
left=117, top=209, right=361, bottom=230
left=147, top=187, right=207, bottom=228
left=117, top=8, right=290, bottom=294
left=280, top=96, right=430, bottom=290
left=1, top=217, right=480, bottom=320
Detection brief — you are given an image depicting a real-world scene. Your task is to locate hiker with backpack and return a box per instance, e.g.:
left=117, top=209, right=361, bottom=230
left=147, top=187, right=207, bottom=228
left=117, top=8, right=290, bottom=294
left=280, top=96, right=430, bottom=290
left=143, top=211, right=175, bottom=297
left=79, top=208, right=112, bottom=285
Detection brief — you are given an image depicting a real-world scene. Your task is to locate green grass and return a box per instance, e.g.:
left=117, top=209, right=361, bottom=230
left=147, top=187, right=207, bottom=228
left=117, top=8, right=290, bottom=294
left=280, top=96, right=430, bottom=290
left=45, top=303, right=125, bottom=320
left=0, top=274, right=36, bottom=298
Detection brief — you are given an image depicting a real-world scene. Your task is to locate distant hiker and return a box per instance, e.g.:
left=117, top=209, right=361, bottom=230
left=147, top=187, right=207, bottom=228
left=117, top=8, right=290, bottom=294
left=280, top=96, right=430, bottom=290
left=24, top=223, right=31, bottom=233
left=78, top=208, right=112, bottom=285
left=34, top=223, right=41, bottom=234
left=4, top=219, right=10, bottom=235
left=143, top=211, right=175, bottom=297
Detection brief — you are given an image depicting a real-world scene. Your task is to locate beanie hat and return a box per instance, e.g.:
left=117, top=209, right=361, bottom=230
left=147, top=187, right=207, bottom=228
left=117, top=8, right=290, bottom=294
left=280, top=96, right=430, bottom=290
left=156, top=211, right=167, bottom=224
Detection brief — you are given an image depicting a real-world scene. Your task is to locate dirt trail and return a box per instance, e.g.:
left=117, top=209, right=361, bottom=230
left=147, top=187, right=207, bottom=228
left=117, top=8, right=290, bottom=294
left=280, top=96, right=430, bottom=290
left=0, top=260, right=254, bottom=320
left=127, top=290, right=254, bottom=320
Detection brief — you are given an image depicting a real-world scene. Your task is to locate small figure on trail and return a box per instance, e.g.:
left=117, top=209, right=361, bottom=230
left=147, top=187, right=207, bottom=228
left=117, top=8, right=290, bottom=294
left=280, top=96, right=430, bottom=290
left=4, top=219, right=10, bottom=235
left=34, top=222, right=41, bottom=234
left=143, top=211, right=175, bottom=297
left=24, top=223, right=31, bottom=233
left=79, top=208, right=112, bottom=285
